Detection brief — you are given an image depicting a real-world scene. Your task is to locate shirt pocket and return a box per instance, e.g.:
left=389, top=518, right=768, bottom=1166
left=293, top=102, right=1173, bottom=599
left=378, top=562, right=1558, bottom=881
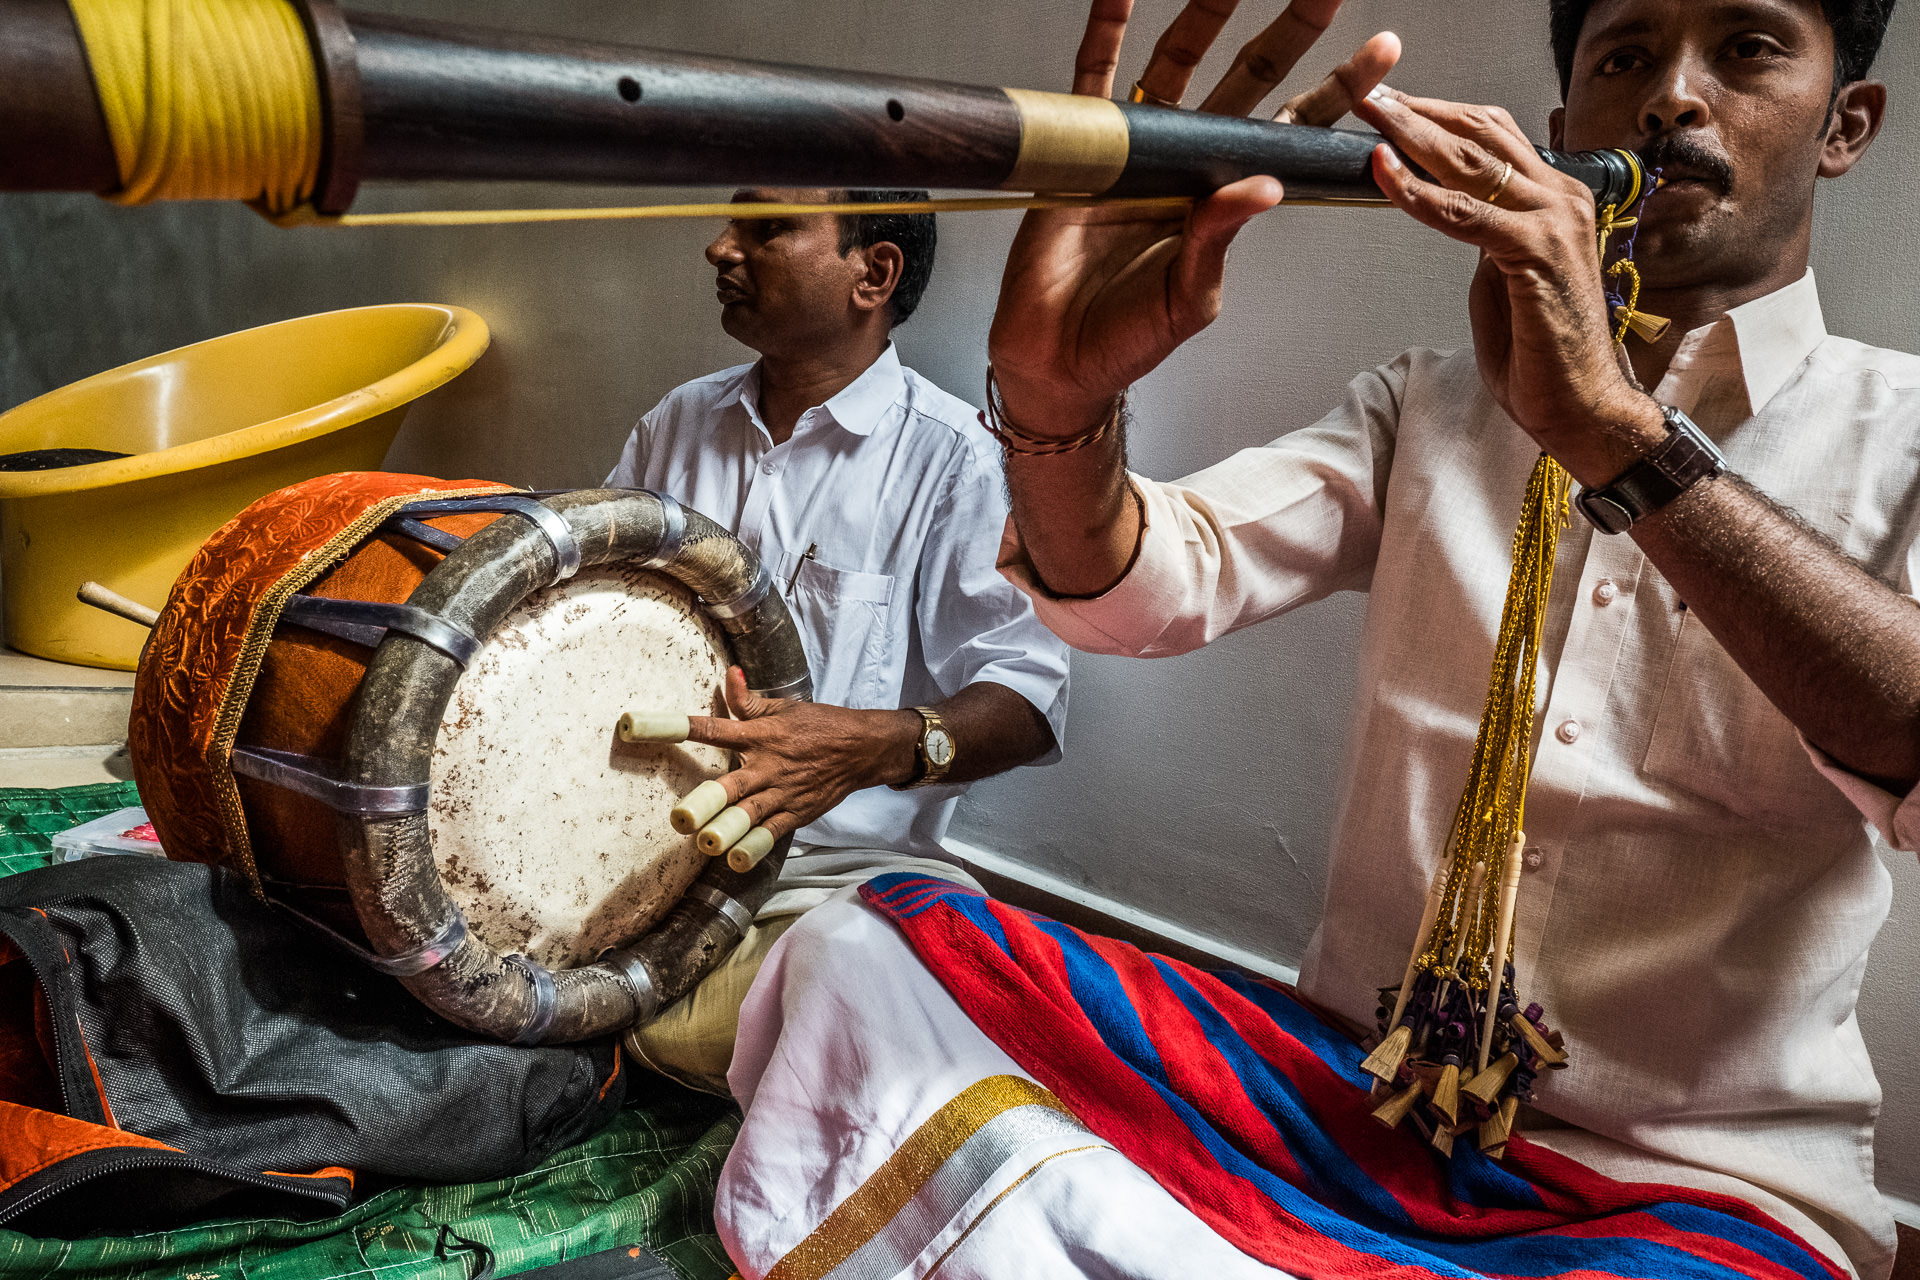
left=780, top=557, right=896, bottom=708
left=1640, top=610, right=1846, bottom=828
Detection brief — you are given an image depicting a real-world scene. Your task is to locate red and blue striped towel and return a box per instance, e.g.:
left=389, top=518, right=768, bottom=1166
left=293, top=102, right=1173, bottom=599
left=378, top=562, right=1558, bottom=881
left=859, top=873, right=1842, bottom=1280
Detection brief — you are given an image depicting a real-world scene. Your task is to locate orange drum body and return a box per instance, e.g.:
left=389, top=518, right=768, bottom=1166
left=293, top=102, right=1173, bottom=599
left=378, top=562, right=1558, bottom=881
left=130, top=474, right=810, bottom=1043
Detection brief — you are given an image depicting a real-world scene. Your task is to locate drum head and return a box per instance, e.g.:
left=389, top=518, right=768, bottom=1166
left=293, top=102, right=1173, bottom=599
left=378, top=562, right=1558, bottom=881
left=429, top=564, right=732, bottom=969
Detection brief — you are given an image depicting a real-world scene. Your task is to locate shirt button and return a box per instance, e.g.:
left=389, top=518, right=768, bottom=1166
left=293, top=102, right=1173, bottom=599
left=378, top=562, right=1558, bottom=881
left=1555, top=719, right=1582, bottom=745
left=759, top=461, right=776, bottom=476
left=1592, top=579, right=1618, bottom=606
left=1523, top=847, right=1545, bottom=871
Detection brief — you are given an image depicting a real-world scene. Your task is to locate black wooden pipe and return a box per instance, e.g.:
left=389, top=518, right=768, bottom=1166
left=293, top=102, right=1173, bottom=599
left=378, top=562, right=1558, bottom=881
left=0, top=1, right=1647, bottom=215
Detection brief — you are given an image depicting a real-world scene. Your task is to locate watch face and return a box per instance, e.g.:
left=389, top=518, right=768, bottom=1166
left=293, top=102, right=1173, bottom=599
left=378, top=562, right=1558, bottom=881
left=925, top=728, right=955, bottom=768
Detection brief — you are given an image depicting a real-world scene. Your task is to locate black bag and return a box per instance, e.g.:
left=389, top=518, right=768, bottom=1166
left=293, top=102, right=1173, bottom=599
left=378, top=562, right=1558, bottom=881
left=0, top=856, right=625, bottom=1236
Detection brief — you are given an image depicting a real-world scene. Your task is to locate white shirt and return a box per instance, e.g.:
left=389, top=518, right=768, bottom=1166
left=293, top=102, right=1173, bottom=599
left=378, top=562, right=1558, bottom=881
left=608, top=344, right=1070, bottom=860
left=1001, top=273, right=1916, bottom=1278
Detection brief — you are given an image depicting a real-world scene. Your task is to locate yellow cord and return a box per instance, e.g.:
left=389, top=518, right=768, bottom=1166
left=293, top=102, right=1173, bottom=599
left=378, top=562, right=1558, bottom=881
left=68, top=0, right=322, bottom=213
left=267, top=193, right=1392, bottom=229
left=266, top=195, right=1200, bottom=229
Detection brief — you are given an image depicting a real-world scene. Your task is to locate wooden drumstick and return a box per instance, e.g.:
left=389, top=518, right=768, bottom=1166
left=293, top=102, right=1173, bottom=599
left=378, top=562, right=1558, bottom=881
left=697, top=805, right=752, bottom=857
left=618, top=711, right=691, bottom=743
left=670, top=780, right=730, bottom=835
left=1477, top=831, right=1526, bottom=1074
left=77, top=581, right=159, bottom=629
left=727, top=826, right=776, bottom=873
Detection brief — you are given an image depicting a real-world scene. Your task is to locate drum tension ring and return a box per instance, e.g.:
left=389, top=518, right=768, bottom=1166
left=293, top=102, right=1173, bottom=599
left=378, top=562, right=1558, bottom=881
left=280, top=594, right=483, bottom=667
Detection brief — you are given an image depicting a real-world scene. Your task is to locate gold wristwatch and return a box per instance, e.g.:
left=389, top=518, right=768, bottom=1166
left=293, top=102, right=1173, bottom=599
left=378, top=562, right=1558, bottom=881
left=891, top=706, right=956, bottom=790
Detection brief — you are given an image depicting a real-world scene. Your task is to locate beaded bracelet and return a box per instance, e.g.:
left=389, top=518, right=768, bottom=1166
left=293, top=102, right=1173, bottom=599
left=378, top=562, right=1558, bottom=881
left=980, top=367, right=1125, bottom=457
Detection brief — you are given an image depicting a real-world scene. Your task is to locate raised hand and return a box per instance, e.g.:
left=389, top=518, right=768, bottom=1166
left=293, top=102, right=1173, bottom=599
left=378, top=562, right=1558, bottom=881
left=1355, top=89, right=1664, bottom=484
left=989, top=0, right=1400, bottom=439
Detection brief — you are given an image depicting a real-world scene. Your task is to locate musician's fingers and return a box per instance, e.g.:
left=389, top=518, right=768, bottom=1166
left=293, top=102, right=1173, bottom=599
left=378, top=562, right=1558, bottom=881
left=1273, top=30, right=1399, bottom=126
left=1167, top=176, right=1283, bottom=330
left=1196, top=0, right=1344, bottom=117
left=1355, top=88, right=1520, bottom=208
left=682, top=713, right=757, bottom=750
left=1135, top=0, right=1241, bottom=107
left=719, top=665, right=781, bottom=721
left=1369, top=144, right=1522, bottom=248
left=1367, top=89, right=1548, bottom=173
left=1072, top=0, right=1137, bottom=97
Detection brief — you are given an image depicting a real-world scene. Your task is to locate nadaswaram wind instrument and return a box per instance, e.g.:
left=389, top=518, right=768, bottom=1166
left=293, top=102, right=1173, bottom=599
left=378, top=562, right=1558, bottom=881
left=0, top=0, right=1648, bottom=220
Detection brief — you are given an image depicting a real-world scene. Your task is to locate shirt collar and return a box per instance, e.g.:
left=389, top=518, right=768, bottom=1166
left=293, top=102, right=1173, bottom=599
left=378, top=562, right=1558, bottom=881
left=1663, top=271, right=1826, bottom=419
left=719, top=344, right=907, bottom=441
left=817, top=344, right=907, bottom=436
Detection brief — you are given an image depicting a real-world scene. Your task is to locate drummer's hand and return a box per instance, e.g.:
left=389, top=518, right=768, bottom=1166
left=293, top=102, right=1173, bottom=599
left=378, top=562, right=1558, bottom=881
left=682, top=667, right=918, bottom=841
left=1354, top=88, right=1665, bottom=485
left=987, top=0, right=1401, bottom=436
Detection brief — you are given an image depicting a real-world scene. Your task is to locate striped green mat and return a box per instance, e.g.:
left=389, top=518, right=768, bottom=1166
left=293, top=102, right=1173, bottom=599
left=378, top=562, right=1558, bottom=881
left=0, top=782, right=741, bottom=1280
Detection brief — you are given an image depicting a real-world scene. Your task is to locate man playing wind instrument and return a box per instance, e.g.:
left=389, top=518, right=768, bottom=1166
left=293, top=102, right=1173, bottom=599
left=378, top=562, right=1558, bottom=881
left=715, top=1, right=1915, bottom=1277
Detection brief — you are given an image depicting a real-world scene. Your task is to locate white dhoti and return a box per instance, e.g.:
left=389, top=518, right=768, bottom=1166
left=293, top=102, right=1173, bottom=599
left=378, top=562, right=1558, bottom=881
left=716, top=892, right=1860, bottom=1280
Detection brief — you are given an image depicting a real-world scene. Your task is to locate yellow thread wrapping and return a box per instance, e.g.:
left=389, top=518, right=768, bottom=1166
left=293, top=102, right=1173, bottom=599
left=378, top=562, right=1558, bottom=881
left=1002, top=88, right=1131, bottom=195
left=69, top=0, right=322, bottom=212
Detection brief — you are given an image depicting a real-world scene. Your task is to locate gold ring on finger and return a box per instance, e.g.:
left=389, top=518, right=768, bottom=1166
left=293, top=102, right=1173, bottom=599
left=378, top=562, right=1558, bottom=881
left=1129, top=80, right=1181, bottom=108
left=1484, top=161, right=1515, bottom=207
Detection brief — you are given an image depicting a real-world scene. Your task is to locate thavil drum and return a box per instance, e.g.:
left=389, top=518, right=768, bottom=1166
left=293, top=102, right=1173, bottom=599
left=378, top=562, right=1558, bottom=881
left=129, top=474, right=810, bottom=1043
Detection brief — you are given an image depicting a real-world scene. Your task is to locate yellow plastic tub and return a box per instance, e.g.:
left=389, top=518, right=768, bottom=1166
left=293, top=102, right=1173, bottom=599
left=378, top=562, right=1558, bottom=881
left=0, top=304, right=490, bottom=669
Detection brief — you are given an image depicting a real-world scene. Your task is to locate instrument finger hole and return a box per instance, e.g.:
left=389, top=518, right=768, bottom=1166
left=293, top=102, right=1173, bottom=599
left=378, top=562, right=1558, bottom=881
left=617, top=76, right=642, bottom=103
left=886, top=98, right=905, bottom=122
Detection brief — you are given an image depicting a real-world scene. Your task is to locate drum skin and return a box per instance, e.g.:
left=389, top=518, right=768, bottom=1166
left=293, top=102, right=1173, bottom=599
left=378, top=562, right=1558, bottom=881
left=132, top=476, right=813, bottom=1043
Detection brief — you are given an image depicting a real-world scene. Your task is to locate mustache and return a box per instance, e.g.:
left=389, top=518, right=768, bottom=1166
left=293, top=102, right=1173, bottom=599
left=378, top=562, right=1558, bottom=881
left=1637, top=134, right=1735, bottom=194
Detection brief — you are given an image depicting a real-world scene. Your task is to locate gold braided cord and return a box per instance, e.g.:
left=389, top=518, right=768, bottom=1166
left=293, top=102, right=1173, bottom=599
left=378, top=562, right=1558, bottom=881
left=268, top=195, right=1200, bottom=228
left=1415, top=455, right=1570, bottom=987
left=69, top=0, right=322, bottom=213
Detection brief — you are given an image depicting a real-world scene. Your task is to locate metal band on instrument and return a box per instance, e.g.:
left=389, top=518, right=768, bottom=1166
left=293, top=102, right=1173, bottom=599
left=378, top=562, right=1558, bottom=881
left=230, top=745, right=429, bottom=815
left=280, top=594, right=482, bottom=667
left=275, top=899, right=470, bottom=976
left=601, top=949, right=661, bottom=1024
left=748, top=672, right=813, bottom=702
left=702, top=565, right=773, bottom=621
left=397, top=494, right=583, bottom=583
left=1003, top=88, right=1130, bottom=195
left=640, top=492, right=686, bottom=570
left=505, top=954, right=559, bottom=1045
left=384, top=515, right=466, bottom=554
left=686, top=884, right=754, bottom=940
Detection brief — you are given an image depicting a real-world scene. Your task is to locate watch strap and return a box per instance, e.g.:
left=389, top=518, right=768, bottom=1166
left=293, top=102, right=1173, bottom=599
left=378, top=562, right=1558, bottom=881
left=1575, top=406, right=1727, bottom=535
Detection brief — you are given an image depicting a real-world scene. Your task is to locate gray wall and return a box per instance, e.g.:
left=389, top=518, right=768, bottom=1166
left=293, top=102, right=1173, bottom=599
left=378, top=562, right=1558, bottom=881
left=4, top=0, right=1918, bottom=1208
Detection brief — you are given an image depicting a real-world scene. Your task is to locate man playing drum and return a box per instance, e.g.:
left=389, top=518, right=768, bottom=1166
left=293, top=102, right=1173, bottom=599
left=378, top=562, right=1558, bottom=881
left=605, top=189, right=1072, bottom=1092
left=713, top=1, right=1917, bottom=1277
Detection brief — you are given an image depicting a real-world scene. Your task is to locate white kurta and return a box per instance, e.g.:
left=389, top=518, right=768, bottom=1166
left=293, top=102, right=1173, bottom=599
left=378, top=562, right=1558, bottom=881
left=996, top=272, right=1915, bottom=1278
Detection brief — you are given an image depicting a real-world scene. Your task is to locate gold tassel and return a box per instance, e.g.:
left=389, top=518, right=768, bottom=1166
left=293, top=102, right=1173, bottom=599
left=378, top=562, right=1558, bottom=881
left=1431, top=1063, right=1462, bottom=1126
left=1479, top=1094, right=1519, bottom=1151
left=1510, top=1013, right=1567, bottom=1067
left=1360, top=1024, right=1412, bottom=1085
left=1463, top=1052, right=1519, bottom=1106
left=1371, top=1081, right=1423, bottom=1130
left=1614, top=304, right=1671, bottom=344
left=1431, top=1121, right=1456, bottom=1157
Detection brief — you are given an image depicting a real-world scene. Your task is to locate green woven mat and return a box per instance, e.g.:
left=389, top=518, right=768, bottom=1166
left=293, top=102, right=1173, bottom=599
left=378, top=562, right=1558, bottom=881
left=0, top=783, right=743, bottom=1280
